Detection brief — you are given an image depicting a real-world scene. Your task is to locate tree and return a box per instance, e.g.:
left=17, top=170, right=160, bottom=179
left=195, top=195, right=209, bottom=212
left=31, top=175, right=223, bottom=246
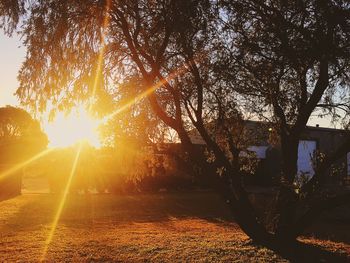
left=0, top=105, right=48, bottom=199
left=2, top=0, right=350, bottom=247
left=0, top=0, right=25, bottom=35
left=98, top=76, right=170, bottom=148
left=218, top=0, right=350, bottom=240
left=0, top=106, right=48, bottom=163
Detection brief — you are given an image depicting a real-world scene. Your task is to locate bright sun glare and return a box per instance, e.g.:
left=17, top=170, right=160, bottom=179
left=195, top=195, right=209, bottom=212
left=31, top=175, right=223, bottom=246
left=43, top=106, right=101, bottom=148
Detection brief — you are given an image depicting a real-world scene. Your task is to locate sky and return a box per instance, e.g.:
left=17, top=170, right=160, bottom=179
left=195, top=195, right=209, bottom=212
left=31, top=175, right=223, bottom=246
left=0, top=31, right=26, bottom=107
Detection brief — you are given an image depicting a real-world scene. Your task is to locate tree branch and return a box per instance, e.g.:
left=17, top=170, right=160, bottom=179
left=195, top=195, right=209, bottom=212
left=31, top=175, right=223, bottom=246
left=293, top=60, right=329, bottom=135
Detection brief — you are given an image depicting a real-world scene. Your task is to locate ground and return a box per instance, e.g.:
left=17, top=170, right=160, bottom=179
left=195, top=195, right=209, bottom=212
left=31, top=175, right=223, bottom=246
left=0, top=192, right=349, bottom=262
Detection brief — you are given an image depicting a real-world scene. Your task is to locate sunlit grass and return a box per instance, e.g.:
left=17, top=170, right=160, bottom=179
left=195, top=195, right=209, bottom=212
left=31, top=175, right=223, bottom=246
left=0, top=193, right=349, bottom=262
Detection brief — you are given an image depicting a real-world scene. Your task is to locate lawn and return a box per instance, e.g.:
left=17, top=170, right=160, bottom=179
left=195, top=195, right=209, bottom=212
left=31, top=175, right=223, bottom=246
left=0, top=192, right=349, bottom=262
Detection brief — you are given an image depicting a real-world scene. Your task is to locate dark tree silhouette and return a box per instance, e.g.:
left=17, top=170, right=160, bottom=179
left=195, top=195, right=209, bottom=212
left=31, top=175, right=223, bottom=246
left=218, top=0, right=350, bottom=241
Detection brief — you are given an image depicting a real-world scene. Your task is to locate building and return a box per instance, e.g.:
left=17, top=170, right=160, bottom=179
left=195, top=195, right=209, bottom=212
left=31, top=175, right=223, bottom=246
left=189, top=121, right=350, bottom=186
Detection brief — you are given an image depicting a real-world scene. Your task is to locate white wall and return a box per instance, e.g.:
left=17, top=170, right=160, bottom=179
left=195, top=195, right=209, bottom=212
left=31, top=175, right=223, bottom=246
left=247, top=146, right=269, bottom=159
left=297, top=140, right=317, bottom=179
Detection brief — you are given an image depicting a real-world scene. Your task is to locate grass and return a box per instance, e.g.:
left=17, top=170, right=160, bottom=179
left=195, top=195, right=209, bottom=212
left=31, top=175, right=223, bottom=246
left=0, top=192, right=349, bottom=262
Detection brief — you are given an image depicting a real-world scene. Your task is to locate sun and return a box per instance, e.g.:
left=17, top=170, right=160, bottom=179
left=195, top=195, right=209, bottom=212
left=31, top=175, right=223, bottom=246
left=43, top=106, right=101, bottom=148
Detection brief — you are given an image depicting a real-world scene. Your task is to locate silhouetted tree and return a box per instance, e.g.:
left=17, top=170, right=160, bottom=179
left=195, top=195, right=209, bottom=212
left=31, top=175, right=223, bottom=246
left=98, top=76, right=169, bottom=148
left=1, top=0, right=350, bottom=247
left=218, top=0, right=350, bottom=240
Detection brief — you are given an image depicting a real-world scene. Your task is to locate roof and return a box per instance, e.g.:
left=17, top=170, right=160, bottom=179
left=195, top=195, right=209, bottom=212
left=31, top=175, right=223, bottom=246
left=189, top=119, right=348, bottom=145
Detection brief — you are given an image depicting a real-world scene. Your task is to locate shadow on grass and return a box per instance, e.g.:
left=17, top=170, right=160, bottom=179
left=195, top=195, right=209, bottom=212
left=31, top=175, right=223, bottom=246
left=0, top=192, right=234, bottom=232
left=302, top=205, right=350, bottom=244
left=249, top=239, right=350, bottom=263
left=1, top=192, right=349, bottom=262
left=0, top=193, right=20, bottom=202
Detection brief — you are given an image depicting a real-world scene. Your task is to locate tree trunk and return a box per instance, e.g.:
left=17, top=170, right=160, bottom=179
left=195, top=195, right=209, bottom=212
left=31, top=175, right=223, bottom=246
left=216, top=173, right=274, bottom=243
left=274, top=137, right=299, bottom=240
left=175, top=129, right=273, bottom=243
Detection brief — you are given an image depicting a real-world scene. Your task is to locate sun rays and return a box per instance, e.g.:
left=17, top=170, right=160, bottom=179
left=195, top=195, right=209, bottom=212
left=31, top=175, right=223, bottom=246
left=101, top=54, right=202, bottom=124
left=89, top=0, right=111, bottom=108
left=15, top=3, right=202, bottom=258
left=43, top=106, right=101, bottom=148
left=40, top=143, right=82, bottom=261
left=39, top=2, right=111, bottom=260
left=0, top=148, right=53, bottom=182
left=0, top=143, right=83, bottom=261
left=0, top=37, right=200, bottom=261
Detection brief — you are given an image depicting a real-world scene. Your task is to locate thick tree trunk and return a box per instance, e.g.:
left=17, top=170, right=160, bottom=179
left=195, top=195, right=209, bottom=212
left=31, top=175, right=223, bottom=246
left=274, top=137, right=299, bottom=240
left=280, top=137, right=299, bottom=181
left=215, top=173, right=274, bottom=243
left=274, top=186, right=298, bottom=241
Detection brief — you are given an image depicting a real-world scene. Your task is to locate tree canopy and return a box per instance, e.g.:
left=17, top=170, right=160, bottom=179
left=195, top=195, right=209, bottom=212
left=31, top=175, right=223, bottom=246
left=1, top=0, right=350, bottom=246
left=0, top=106, right=48, bottom=163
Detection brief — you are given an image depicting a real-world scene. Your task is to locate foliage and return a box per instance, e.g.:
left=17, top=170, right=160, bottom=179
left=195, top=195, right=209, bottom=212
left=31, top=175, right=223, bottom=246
left=0, top=0, right=24, bottom=35
left=0, top=106, right=48, bottom=163
left=98, top=76, right=171, bottom=147
left=2, top=0, right=350, bottom=245
left=44, top=143, right=193, bottom=193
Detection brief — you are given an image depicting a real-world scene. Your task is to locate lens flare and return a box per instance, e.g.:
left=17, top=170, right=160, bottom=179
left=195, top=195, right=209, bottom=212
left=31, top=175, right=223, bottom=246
left=43, top=106, right=100, bottom=148
left=41, top=1, right=112, bottom=149
left=101, top=55, right=201, bottom=123
left=90, top=0, right=111, bottom=102
left=0, top=148, right=53, bottom=182
left=40, top=144, right=82, bottom=261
